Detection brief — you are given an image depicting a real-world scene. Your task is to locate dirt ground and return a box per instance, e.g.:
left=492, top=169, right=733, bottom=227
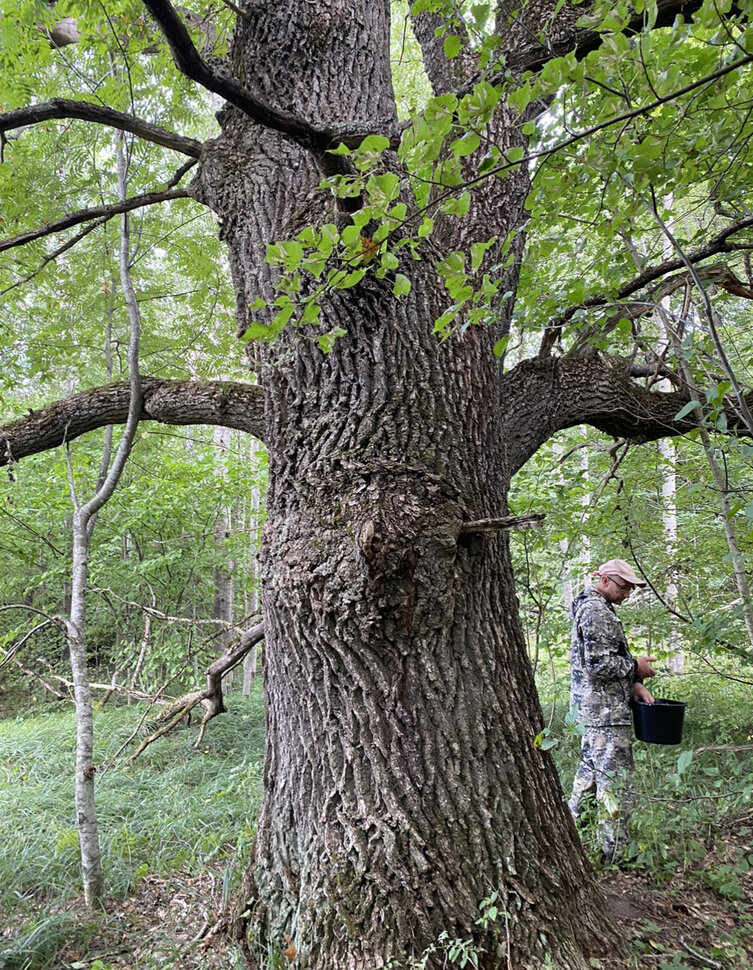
left=599, top=814, right=753, bottom=969
left=5, top=826, right=753, bottom=970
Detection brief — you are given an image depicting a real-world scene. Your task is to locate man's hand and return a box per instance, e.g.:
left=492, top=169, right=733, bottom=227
left=635, top=656, right=657, bottom=680
left=633, top=682, right=655, bottom=705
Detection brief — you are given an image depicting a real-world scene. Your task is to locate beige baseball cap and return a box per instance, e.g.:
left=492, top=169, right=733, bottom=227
left=595, top=559, right=647, bottom=587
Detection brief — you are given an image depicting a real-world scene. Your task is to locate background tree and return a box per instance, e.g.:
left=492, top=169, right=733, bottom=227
left=3, top=0, right=753, bottom=967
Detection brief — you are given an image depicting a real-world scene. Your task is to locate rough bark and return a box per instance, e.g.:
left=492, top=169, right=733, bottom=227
left=0, top=378, right=264, bottom=467
left=188, top=1, right=622, bottom=966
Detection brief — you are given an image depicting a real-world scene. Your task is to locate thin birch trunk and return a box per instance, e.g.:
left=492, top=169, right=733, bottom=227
left=656, top=201, right=684, bottom=672
left=579, top=427, right=592, bottom=592
left=659, top=438, right=684, bottom=672
left=551, top=441, right=574, bottom=611
left=66, top=130, right=143, bottom=906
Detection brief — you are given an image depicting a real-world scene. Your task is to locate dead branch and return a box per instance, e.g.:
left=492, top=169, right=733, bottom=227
left=1, top=215, right=112, bottom=297
left=132, top=621, right=265, bottom=757
left=693, top=744, right=753, bottom=756
left=35, top=657, right=157, bottom=701
left=459, top=513, right=545, bottom=534
left=11, top=657, right=68, bottom=700
left=91, top=588, right=260, bottom=637
left=0, top=618, right=65, bottom=670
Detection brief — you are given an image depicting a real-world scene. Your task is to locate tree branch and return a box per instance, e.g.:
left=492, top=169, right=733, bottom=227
left=538, top=219, right=753, bottom=357
left=140, top=0, right=399, bottom=161
left=0, top=99, right=203, bottom=157
left=459, top=513, right=545, bottom=533
left=499, top=353, right=749, bottom=475
left=0, top=187, right=192, bottom=253
left=0, top=377, right=266, bottom=467
left=504, top=0, right=708, bottom=77
left=132, top=621, right=265, bottom=756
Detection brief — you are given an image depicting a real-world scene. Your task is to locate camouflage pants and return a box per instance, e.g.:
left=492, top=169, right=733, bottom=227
left=568, top=724, right=635, bottom=858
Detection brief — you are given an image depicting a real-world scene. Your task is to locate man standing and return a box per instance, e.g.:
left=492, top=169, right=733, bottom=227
left=568, top=558, right=656, bottom=862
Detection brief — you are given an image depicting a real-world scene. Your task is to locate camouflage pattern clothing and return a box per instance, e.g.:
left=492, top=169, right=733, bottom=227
left=568, top=587, right=638, bottom=858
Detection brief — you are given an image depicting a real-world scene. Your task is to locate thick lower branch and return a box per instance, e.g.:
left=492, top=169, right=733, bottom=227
left=500, top=352, right=749, bottom=475
left=0, top=377, right=266, bottom=466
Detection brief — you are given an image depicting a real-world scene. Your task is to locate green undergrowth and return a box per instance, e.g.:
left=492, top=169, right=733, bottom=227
left=540, top=662, right=753, bottom=873
left=0, top=685, right=264, bottom=921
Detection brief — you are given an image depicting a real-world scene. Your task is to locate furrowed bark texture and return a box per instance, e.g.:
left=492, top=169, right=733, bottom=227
left=191, top=0, right=624, bottom=966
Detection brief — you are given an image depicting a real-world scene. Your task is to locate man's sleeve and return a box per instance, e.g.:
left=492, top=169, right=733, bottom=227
left=576, top=603, right=635, bottom=685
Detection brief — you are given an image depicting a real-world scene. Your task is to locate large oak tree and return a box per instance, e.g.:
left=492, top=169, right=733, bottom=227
left=3, top=0, right=753, bottom=966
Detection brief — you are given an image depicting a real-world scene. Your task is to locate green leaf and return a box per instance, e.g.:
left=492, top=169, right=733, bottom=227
left=441, top=191, right=471, bottom=217
left=674, top=400, right=702, bottom=421
left=341, top=225, right=361, bottom=248
left=334, top=268, right=367, bottom=289
left=368, top=171, right=401, bottom=203
left=358, top=134, right=390, bottom=153
left=451, top=131, right=481, bottom=157
left=443, top=35, right=463, bottom=59
left=393, top=273, right=411, bottom=297
left=677, top=750, right=693, bottom=774
left=317, top=326, right=347, bottom=353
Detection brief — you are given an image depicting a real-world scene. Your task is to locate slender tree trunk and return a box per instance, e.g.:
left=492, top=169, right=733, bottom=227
left=67, top=511, right=104, bottom=906
left=65, top=129, right=143, bottom=906
left=242, top=439, right=262, bottom=696
left=212, top=425, right=235, bottom=690
left=666, top=317, right=753, bottom=648
left=660, top=438, right=684, bottom=672
left=656, top=219, right=684, bottom=671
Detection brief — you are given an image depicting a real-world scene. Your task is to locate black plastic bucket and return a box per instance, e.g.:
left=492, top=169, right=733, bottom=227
left=633, top=698, right=686, bottom=745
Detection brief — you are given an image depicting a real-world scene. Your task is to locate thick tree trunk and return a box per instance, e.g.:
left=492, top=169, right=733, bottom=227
left=191, top=1, right=624, bottom=966
left=252, top=315, right=616, bottom=968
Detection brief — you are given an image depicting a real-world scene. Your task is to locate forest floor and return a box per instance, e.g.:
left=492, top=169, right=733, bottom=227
left=4, top=680, right=753, bottom=969
left=12, top=822, right=751, bottom=970
left=600, top=812, right=753, bottom=969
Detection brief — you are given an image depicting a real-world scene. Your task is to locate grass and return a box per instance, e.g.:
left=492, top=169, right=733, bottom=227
left=3, top=660, right=753, bottom=969
left=540, top=660, right=753, bottom=872
left=0, top=684, right=264, bottom=968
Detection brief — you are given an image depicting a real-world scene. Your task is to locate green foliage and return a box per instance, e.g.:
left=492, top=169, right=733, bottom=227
left=0, top=688, right=264, bottom=914
left=510, top=420, right=753, bottom=671
left=0, top=429, right=266, bottom=689
left=0, top=911, right=101, bottom=970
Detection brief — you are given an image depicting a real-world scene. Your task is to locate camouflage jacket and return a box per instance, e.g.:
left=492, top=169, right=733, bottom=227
left=570, top=587, right=636, bottom=727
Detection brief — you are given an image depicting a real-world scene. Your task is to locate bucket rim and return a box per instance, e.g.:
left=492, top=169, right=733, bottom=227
left=634, top=698, right=686, bottom=708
